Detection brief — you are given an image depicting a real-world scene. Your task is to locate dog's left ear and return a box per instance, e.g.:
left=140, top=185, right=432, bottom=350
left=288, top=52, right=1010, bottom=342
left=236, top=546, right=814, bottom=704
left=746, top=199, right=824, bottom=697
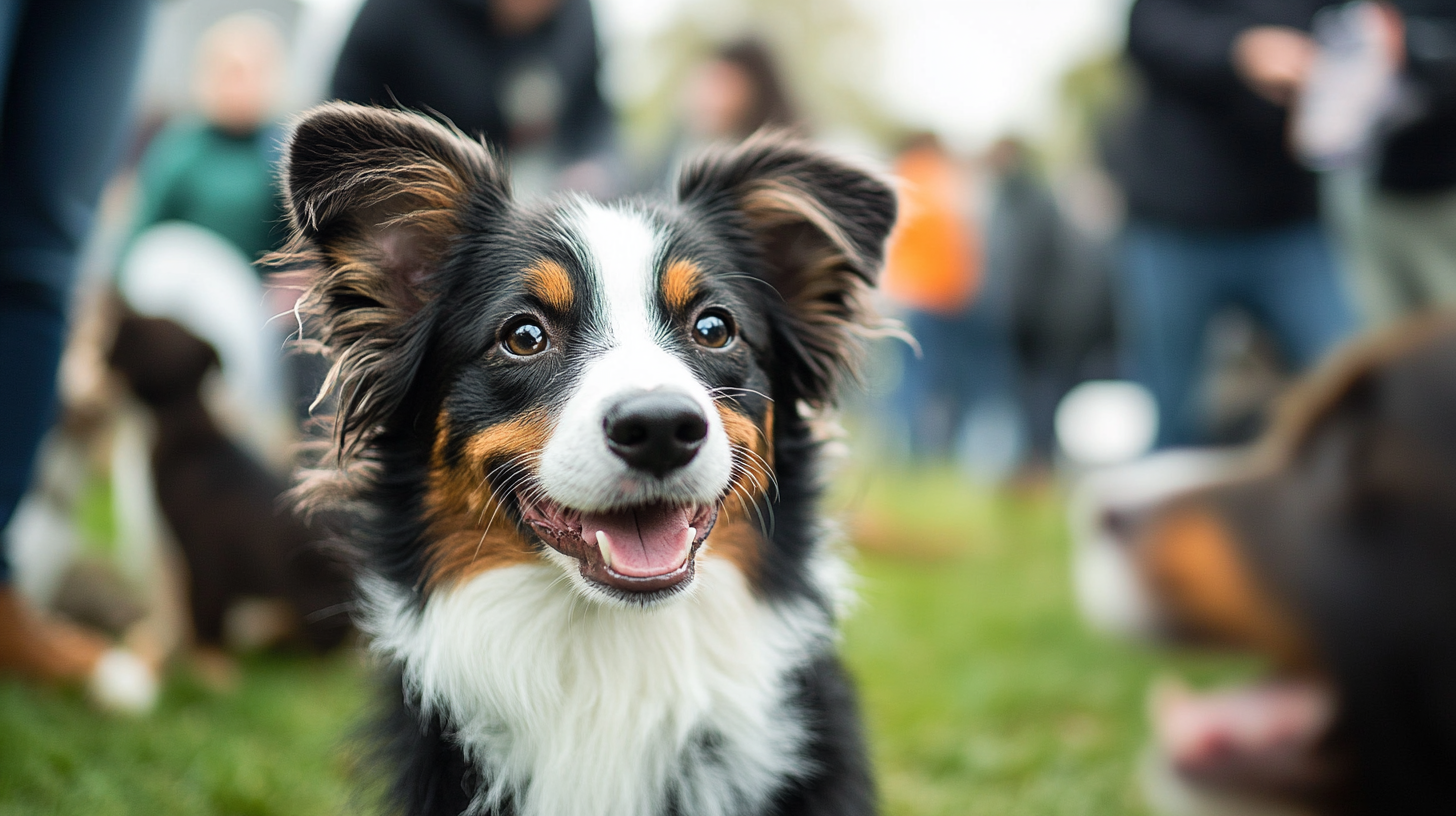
left=677, top=132, right=897, bottom=407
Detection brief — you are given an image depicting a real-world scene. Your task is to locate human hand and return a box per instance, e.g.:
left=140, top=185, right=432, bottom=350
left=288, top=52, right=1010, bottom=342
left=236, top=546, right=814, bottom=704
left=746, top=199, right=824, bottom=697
left=1233, top=26, right=1317, bottom=106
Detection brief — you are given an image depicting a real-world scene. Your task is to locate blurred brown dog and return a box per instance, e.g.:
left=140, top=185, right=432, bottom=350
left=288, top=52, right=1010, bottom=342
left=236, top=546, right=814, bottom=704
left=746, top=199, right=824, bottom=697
left=1081, top=316, right=1456, bottom=816
left=108, top=312, right=354, bottom=655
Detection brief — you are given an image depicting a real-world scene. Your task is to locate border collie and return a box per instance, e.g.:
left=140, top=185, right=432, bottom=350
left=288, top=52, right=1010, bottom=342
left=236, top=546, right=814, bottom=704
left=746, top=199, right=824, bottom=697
left=279, top=103, right=896, bottom=816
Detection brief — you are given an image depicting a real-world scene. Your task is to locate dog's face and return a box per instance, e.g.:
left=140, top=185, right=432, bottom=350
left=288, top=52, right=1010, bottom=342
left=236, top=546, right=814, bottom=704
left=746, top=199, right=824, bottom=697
left=423, top=201, right=774, bottom=603
left=282, top=103, right=894, bottom=605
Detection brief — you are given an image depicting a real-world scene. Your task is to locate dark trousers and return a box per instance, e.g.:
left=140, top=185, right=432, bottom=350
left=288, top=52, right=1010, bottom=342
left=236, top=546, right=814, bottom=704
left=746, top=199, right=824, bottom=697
left=0, top=0, right=151, bottom=580
left=894, top=303, right=1019, bottom=461
left=1117, top=219, right=1356, bottom=448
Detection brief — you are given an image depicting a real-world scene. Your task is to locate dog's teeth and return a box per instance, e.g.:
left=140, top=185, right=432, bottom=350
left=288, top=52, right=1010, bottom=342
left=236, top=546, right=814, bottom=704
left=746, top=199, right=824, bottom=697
left=683, top=527, right=697, bottom=559
left=596, top=530, right=613, bottom=569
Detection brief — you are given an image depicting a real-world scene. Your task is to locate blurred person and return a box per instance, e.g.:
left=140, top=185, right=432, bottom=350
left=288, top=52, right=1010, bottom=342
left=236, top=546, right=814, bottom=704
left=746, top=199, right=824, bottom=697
left=882, top=134, right=1019, bottom=471
left=1323, top=1, right=1456, bottom=327
left=1108, top=0, right=1357, bottom=449
left=331, top=0, right=619, bottom=196
left=130, top=12, right=288, bottom=272
left=655, top=38, right=800, bottom=190
left=684, top=39, right=798, bottom=142
left=985, top=138, right=1117, bottom=468
left=125, top=13, right=316, bottom=436
left=0, top=0, right=155, bottom=708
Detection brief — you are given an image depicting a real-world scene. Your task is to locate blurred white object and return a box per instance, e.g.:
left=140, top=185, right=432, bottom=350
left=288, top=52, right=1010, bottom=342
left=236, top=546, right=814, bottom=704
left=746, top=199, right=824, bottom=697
left=1067, top=449, right=1239, bottom=639
left=1055, top=380, right=1158, bottom=467
left=1293, top=1, right=1403, bottom=171
left=4, top=432, right=84, bottom=608
left=119, top=221, right=290, bottom=464
left=88, top=647, right=159, bottom=715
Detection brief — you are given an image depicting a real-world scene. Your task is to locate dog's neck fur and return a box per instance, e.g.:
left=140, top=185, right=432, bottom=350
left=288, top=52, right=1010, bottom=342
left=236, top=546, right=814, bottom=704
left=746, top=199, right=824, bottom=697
left=361, top=554, right=837, bottom=816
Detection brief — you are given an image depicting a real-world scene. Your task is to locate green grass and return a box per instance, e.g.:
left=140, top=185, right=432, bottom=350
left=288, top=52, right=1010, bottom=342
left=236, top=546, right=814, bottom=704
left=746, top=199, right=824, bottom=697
left=833, top=469, right=1247, bottom=816
left=0, top=655, right=373, bottom=816
left=0, top=468, right=1249, bottom=814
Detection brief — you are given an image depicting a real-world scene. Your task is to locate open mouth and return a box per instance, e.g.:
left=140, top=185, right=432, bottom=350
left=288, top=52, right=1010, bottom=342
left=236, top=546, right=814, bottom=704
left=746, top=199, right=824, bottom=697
left=1150, top=677, right=1336, bottom=800
left=520, top=496, right=719, bottom=597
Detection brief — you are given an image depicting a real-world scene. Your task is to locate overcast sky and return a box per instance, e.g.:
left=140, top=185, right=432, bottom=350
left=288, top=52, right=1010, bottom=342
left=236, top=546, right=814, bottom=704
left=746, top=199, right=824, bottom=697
left=594, top=0, right=1132, bottom=147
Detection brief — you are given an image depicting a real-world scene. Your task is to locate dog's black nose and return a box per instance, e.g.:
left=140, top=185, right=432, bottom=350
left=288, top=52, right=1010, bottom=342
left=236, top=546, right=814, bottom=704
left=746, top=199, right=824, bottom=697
left=604, top=391, right=708, bottom=477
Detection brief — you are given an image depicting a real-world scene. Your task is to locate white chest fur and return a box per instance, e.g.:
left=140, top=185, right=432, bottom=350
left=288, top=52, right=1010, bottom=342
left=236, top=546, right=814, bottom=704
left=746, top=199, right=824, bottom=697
left=362, top=558, right=833, bottom=816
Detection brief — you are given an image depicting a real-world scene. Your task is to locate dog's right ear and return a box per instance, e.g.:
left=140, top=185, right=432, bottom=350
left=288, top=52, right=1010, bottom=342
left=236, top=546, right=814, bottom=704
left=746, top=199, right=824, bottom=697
left=281, top=103, right=508, bottom=451
left=283, top=102, right=506, bottom=318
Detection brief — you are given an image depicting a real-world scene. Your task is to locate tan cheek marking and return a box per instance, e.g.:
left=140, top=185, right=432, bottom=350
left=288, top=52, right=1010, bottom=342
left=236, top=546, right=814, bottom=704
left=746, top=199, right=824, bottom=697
left=711, top=406, right=774, bottom=580
left=661, top=259, right=702, bottom=313
left=1141, top=506, right=1315, bottom=672
left=719, top=405, right=774, bottom=505
left=524, top=259, right=574, bottom=312
left=461, top=411, right=552, bottom=471
left=424, top=411, right=552, bottom=590
left=704, top=514, right=764, bottom=583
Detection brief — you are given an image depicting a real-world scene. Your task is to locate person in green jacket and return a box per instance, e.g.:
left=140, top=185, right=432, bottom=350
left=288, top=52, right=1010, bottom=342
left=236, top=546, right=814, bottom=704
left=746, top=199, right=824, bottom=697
left=131, top=13, right=286, bottom=271
left=127, top=14, right=328, bottom=424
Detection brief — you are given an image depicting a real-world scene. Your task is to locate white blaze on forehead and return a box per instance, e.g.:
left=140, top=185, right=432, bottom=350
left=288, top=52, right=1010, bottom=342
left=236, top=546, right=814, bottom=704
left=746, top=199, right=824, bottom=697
left=536, top=201, right=733, bottom=514
left=572, top=201, right=664, bottom=351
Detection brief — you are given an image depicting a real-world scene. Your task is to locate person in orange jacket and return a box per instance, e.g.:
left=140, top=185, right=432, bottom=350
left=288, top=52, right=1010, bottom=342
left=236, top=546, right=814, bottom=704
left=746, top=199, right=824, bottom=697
left=883, top=134, right=1020, bottom=470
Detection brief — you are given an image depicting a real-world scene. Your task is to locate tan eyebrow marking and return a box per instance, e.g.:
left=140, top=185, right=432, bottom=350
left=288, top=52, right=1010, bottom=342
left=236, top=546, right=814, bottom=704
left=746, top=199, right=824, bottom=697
left=661, top=259, right=703, bottom=313
left=524, top=259, right=574, bottom=312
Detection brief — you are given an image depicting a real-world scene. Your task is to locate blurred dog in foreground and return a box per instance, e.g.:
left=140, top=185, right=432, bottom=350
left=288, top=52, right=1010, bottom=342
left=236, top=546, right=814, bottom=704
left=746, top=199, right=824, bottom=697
left=109, top=312, right=354, bottom=657
left=278, top=102, right=896, bottom=816
left=1076, top=317, right=1456, bottom=815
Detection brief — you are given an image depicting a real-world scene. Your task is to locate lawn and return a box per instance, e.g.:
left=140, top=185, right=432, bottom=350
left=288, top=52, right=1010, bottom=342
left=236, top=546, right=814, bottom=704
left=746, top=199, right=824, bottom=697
left=835, top=468, right=1248, bottom=816
left=0, top=467, right=1246, bottom=815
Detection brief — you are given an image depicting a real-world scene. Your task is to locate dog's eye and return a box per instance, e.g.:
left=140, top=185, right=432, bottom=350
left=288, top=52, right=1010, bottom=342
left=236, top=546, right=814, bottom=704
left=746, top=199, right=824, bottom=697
left=503, top=318, right=549, bottom=356
left=692, top=310, right=735, bottom=349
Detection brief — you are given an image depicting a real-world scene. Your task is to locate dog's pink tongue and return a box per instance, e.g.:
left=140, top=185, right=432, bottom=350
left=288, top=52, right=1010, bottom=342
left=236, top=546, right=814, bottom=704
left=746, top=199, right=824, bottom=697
left=1152, top=680, right=1333, bottom=768
left=579, top=505, right=694, bottom=577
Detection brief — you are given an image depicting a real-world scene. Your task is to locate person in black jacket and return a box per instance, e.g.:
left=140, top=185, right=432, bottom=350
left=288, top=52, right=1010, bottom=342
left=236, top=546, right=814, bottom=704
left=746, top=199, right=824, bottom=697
left=1108, top=0, right=1357, bottom=448
left=332, top=0, right=618, bottom=196
left=1334, top=1, right=1456, bottom=326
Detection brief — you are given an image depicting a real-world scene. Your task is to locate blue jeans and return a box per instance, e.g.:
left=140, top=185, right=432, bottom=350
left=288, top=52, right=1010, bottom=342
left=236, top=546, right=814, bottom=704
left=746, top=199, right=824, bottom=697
left=894, top=303, right=1019, bottom=461
left=0, top=0, right=151, bottom=581
left=1118, top=219, right=1356, bottom=448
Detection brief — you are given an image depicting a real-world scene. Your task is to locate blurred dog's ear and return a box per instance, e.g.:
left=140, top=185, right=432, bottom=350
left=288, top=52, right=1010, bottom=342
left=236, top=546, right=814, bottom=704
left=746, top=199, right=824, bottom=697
left=108, top=315, right=222, bottom=404
left=280, top=102, right=509, bottom=453
left=676, top=131, right=897, bottom=407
